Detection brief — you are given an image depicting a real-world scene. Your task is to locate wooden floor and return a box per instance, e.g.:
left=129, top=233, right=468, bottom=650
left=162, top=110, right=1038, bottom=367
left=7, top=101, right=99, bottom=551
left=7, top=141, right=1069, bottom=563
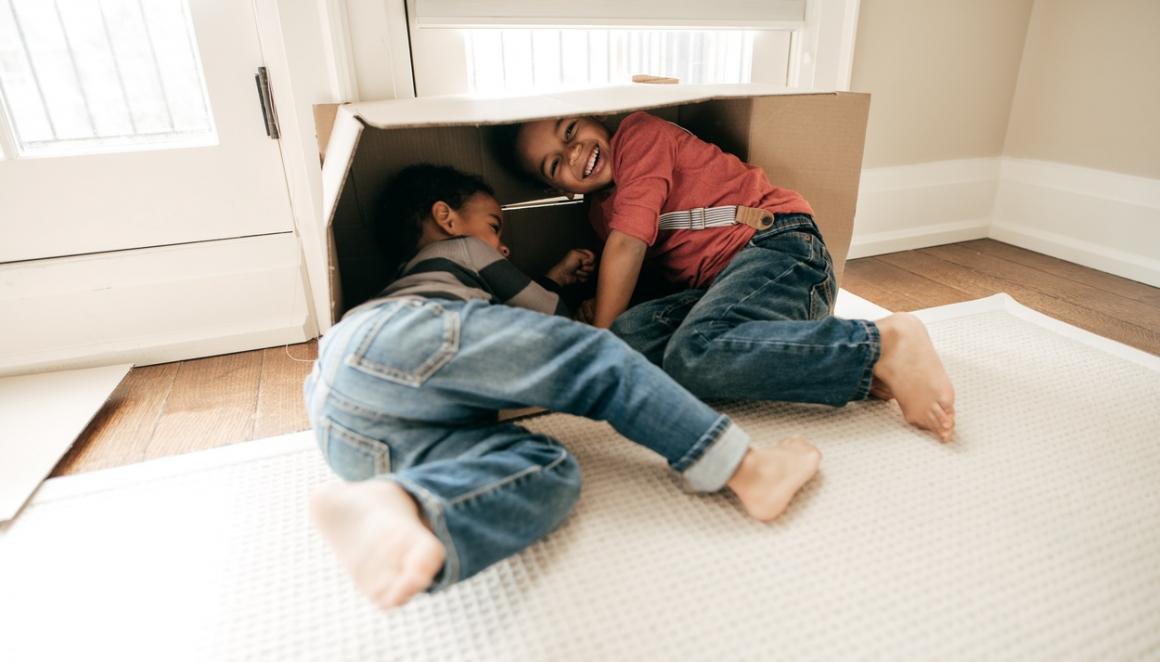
left=52, top=239, right=1160, bottom=477
left=52, top=342, right=318, bottom=477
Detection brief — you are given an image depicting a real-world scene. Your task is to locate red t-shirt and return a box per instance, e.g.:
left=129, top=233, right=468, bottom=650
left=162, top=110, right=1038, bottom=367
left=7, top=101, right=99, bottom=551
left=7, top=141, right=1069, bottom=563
left=588, top=111, right=813, bottom=288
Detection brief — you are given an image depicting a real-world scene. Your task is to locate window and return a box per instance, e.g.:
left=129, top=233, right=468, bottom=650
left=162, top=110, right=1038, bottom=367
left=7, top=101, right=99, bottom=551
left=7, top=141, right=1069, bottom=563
left=401, top=0, right=859, bottom=98
left=462, top=28, right=762, bottom=96
left=0, top=0, right=215, bottom=158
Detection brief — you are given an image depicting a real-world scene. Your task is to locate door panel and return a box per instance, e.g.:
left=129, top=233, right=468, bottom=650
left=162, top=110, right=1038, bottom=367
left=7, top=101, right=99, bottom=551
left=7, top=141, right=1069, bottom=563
left=0, top=0, right=293, bottom=262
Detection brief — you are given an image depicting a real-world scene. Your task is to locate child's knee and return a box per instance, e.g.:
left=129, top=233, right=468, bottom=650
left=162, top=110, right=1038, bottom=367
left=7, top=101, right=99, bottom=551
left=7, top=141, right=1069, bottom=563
left=537, top=451, right=582, bottom=531
left=661, top=336, right=712, bottom=392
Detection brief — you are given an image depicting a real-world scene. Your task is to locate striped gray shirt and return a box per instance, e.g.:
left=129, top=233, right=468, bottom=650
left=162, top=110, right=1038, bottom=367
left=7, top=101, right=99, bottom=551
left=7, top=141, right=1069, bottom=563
left=350, top=237, right=567, bottom=318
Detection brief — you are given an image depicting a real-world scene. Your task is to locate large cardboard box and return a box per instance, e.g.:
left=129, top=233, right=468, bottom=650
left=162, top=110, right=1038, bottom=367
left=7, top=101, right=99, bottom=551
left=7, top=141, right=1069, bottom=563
left=319, top=84, right=869, bottom=325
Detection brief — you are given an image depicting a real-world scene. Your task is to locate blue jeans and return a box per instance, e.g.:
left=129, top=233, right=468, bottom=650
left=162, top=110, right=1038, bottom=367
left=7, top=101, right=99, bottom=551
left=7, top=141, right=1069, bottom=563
left=305, top=298, right=751, bottom=591
left=611, top=214, right=881, bottom=406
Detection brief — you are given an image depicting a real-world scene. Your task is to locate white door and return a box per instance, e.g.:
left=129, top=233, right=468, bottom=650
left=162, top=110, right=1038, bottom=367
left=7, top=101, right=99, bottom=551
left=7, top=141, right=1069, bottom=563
left=0, top=0, right=293, bottom=262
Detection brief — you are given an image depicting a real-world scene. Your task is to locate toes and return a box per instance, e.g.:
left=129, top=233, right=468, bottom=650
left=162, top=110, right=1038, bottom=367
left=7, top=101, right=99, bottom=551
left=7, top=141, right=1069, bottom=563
left=381, top=570, right=431, bottom=609
left=939, top=389, right=956, bottom=416
left=927, top=404, right=955, bottom=441
left=370, top=581, right=400, bottom=611
left=366, top=566, right=427, bottom=611
left=935, top=403, right=955, bottom=428
left=929, top=403, right=948, bottom=426
left=403, top=540, right=444, bottom=583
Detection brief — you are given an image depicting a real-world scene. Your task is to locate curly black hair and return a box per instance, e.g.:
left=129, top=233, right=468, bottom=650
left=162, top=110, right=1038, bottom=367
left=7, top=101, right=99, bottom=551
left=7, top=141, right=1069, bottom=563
left=487, top=122, right=545, bottom=189
left=374, top=164, right=495, bottom=265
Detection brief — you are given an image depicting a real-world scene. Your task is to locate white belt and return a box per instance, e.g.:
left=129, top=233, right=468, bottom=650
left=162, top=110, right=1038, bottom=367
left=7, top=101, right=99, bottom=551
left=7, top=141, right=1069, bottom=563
left=657, top=205, right=775, bottom=231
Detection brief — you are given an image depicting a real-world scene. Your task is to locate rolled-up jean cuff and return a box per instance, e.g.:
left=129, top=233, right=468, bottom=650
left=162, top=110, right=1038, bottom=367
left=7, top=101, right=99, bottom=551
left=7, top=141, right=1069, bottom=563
left=380, top=474, right=461, bottom=593
left=850, top=319, right=882, bottom=401
left=680, top=420, right=751, bottom=493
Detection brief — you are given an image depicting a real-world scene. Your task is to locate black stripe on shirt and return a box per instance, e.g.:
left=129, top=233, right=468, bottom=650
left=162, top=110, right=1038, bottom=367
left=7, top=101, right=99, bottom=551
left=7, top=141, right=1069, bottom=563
left=478, top=260, right=536, bottom=302
left=404, top=257, right=492, bottom=294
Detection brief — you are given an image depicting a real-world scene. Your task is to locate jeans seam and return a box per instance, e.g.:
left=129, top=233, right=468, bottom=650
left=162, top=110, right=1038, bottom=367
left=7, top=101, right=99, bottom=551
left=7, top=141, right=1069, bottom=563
left=709, top=336, right=859, bottom=350
left=447, top=448, right=568, bottom=507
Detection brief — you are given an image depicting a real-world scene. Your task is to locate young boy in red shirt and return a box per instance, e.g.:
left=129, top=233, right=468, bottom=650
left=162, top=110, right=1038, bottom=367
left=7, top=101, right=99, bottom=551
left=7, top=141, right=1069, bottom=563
left=515, top=111, right=956, bottom=441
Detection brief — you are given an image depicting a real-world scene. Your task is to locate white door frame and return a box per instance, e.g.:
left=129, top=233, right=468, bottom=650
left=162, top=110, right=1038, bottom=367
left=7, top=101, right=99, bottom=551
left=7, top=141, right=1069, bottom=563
left=789, top=0, right=861, bottom=91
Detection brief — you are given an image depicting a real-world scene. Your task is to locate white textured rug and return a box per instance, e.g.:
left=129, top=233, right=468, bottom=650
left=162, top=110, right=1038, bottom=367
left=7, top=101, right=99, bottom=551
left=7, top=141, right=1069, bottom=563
left=2, top=294, right=1158, bottom=661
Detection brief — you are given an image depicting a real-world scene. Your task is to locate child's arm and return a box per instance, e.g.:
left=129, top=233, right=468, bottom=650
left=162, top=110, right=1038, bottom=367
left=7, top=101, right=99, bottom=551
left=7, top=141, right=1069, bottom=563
left=461, top=237, right=571, bottom=316
left=591, top=230, right=647, bottom=328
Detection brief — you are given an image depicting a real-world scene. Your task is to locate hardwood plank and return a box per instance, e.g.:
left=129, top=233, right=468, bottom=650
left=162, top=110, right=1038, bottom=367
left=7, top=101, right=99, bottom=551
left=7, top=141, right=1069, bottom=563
left=253, top=340, right=318, bottom=440
left=145, top=350, right=263, bottom=460
left=52, top=363, right=178, bottom=477
left=877, top=250, right=1160, bottom=355
left=960, top=239, right=1160, bottom=306
left=843, top=257, right=975, bottom=311
left=843, top=258, right=923, bottom=311
left=923, top=243, right=1160, bottom=331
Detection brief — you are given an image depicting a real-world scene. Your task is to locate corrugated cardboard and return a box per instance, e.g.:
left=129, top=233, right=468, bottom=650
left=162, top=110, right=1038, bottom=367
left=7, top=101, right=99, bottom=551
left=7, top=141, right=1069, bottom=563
left=319, top=84, right=869, bottom=322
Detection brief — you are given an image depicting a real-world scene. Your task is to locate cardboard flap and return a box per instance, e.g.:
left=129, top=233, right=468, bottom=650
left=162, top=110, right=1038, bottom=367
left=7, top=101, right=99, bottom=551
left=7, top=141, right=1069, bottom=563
left=320, top=107, right=368, bottom=320
left=347, top=84, right=838, bottom=129
left=322, top=107, right=366, bottom=230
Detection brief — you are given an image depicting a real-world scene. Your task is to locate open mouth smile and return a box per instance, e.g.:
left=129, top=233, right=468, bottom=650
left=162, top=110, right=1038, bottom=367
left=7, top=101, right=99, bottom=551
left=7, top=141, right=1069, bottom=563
left=583, top=145, right=601, bottom=178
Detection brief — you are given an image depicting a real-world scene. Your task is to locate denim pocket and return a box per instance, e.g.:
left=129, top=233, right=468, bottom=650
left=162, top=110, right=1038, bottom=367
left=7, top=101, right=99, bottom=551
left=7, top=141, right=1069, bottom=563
left=347, top=299, right=461, bottom=387
left=319, top=416, right=392, bottom=481
left=760, top=231, right=834, bottom=319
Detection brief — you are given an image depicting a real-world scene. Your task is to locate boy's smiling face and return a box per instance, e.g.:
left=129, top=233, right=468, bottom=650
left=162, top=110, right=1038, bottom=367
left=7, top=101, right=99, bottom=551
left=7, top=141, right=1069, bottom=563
left=516, top=117, right=613, bottom=195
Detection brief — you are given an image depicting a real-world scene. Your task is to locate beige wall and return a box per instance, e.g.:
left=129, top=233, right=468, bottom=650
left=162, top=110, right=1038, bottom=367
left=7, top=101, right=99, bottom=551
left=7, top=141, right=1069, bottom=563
left=1004, top=0, right=1160, bottom=179
left=850, top=0, right=1034, bottom=168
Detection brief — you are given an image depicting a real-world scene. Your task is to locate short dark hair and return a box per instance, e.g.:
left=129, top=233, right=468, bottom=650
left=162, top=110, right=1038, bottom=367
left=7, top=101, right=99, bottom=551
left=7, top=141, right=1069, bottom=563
left=488, top=122, right=552, bottom=191
left=375, top=164, right=495, bottom=264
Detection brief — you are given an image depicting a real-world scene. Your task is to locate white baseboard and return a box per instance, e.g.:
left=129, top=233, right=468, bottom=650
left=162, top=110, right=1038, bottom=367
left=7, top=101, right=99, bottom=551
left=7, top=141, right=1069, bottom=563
left=991, top=158, right=1160, bottom=287
left=989, top=222, right=1160, bottom=288
left=848, top=157, right=1160, bottom=288
left=849, top=158, right=998, bottom=258
left=0, top=235, right=315, bottom=378
left=847, top=219, right=991, bottom=259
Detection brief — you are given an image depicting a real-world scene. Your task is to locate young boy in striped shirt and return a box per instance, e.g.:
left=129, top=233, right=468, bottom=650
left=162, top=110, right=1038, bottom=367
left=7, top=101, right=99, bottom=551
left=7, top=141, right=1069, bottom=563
left=306, top=164, right=822, bottom=611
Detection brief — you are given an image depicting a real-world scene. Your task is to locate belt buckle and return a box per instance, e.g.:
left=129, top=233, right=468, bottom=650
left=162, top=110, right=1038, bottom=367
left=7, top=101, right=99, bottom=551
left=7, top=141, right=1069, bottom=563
left=736, top=206, right=774, bottom=231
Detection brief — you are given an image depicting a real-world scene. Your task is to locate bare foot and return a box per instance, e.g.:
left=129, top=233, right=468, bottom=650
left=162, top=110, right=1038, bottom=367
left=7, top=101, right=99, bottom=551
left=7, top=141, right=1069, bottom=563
left=311, top=480, right=445, bottom=611
left=872, top=313, right=956, bottom=442
left=726, top=438, right=821, bottom=522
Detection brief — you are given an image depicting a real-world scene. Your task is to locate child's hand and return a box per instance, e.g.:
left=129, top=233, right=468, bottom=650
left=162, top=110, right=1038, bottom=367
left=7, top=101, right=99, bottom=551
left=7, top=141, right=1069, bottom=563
left=575, top=298, right=597, bottom=324
left=546, top=249, right=596, bottom=287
